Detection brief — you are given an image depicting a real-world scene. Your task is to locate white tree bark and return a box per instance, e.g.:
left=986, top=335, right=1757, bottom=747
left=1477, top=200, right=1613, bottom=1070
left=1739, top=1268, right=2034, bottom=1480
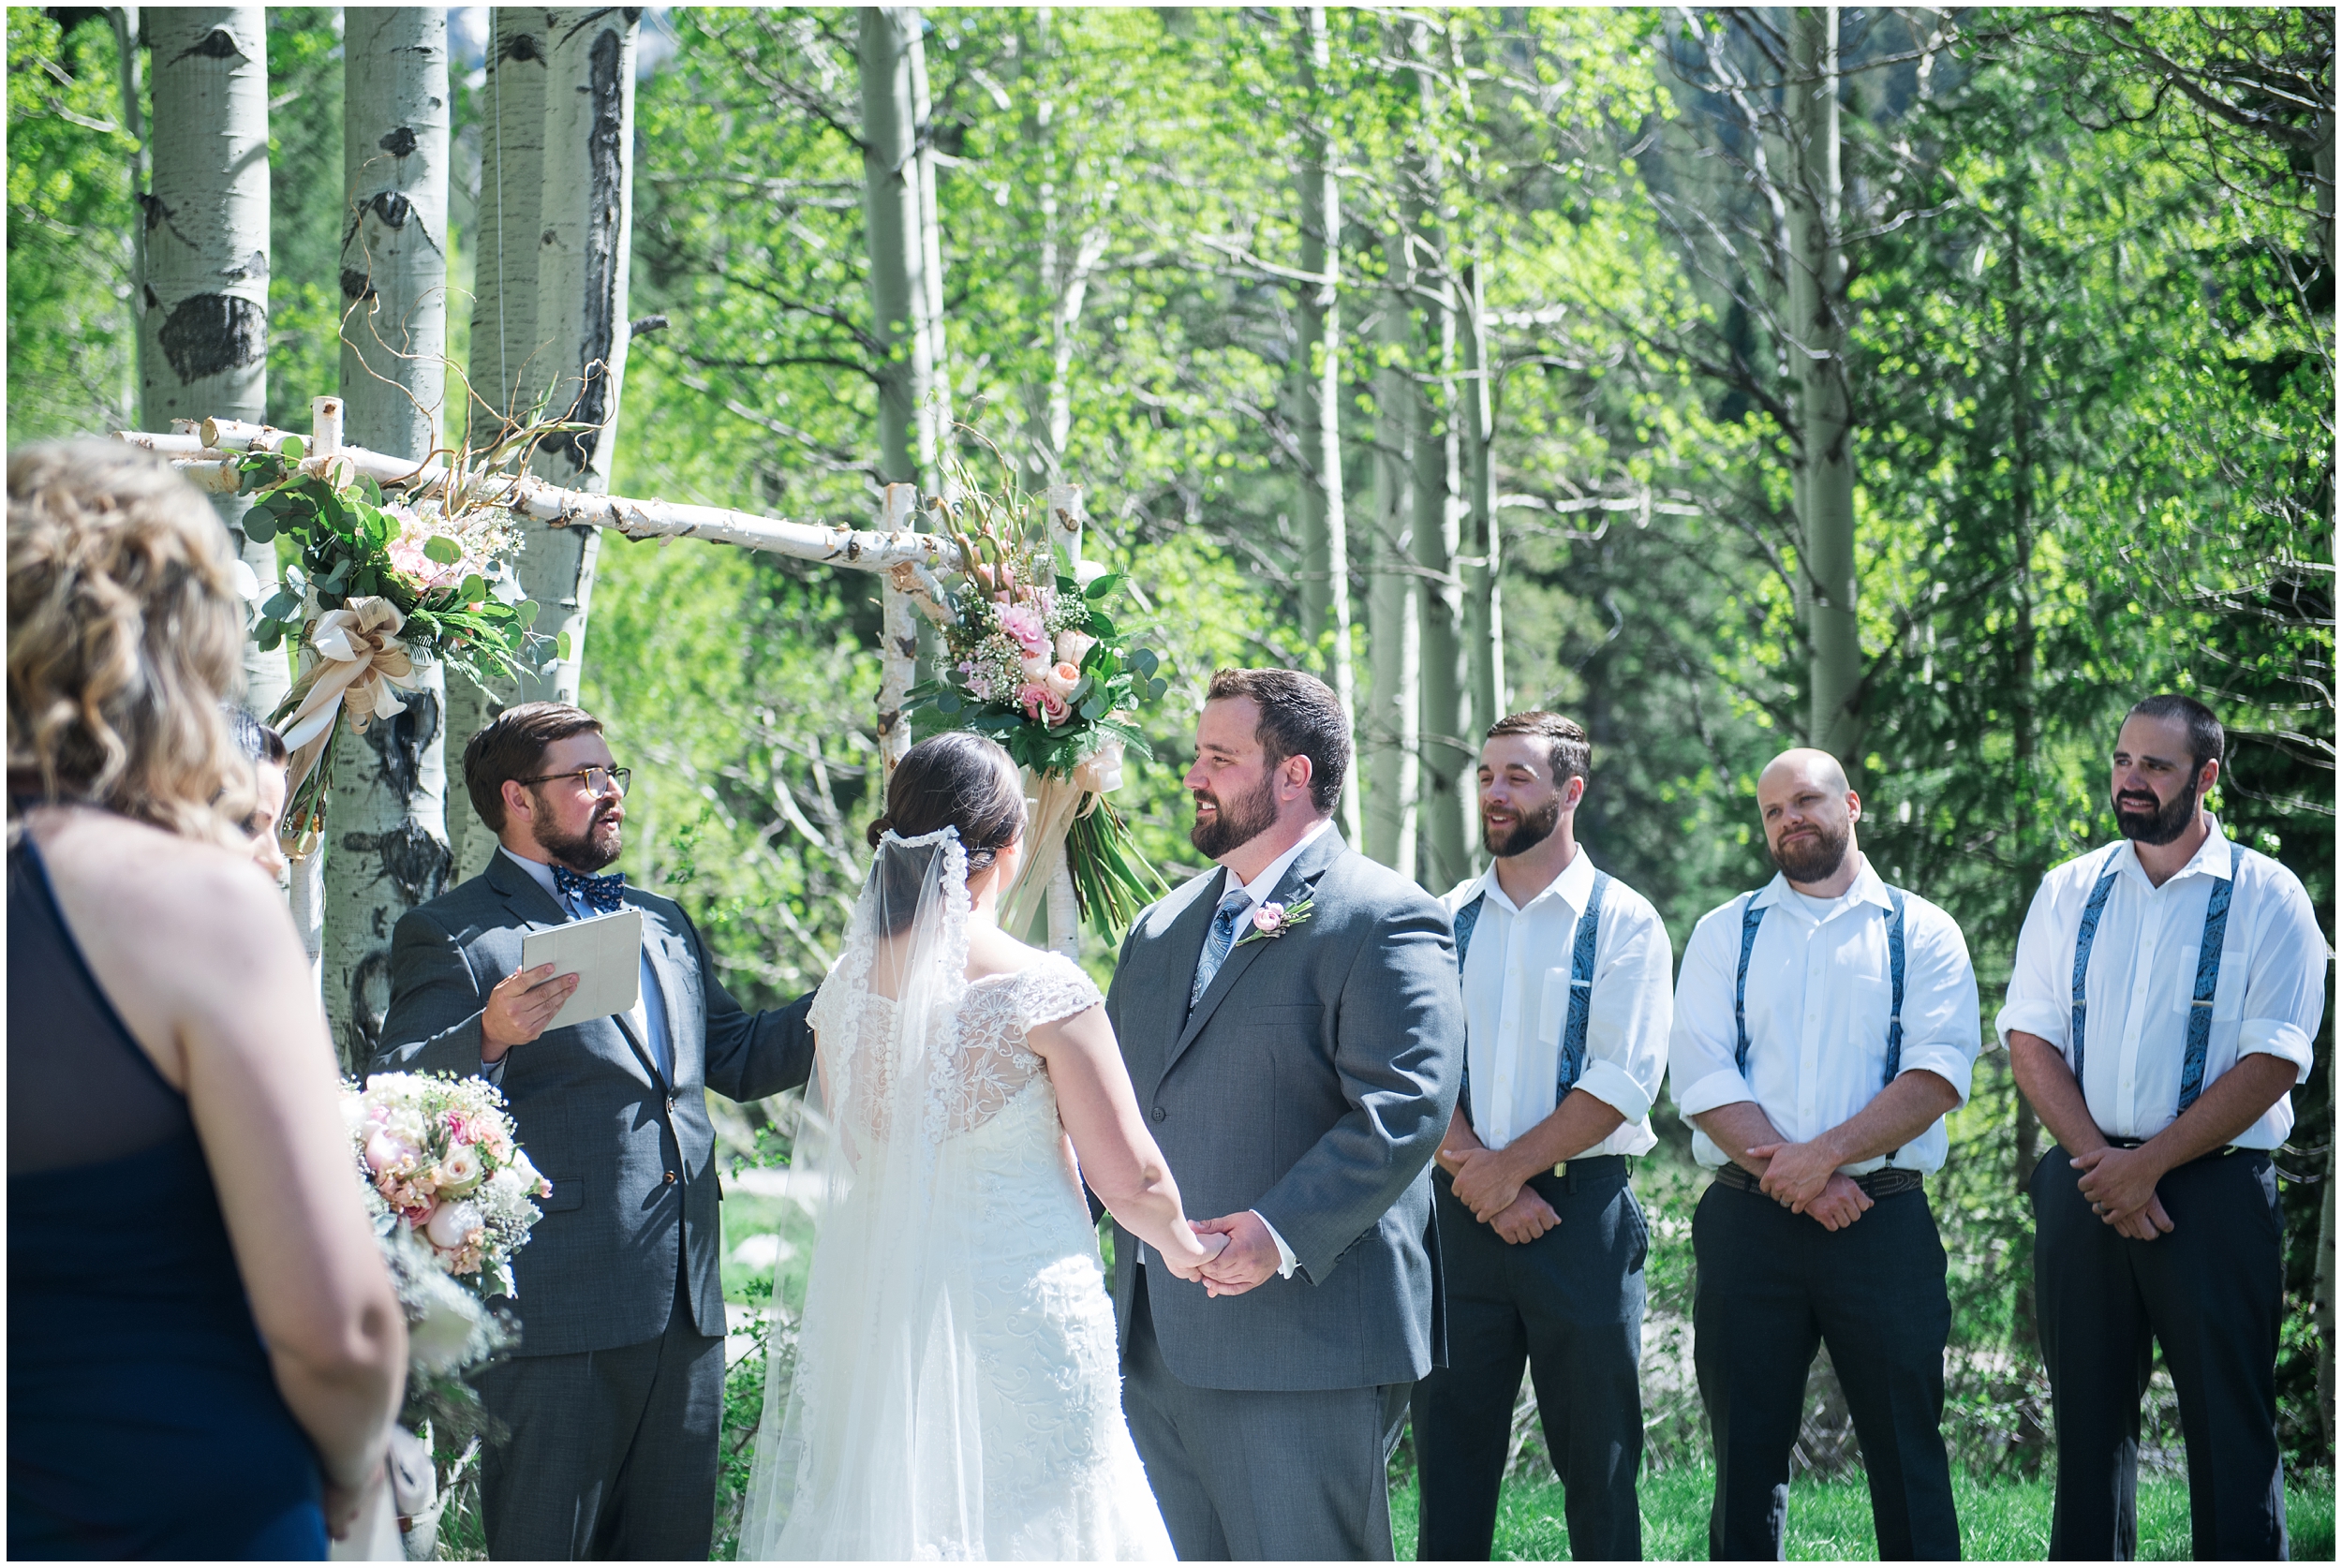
left=1364, top=231, right=1419, bottom=878
left=1790, top=7, right=1860, bottom=765
left=1460, top=259, right=1505, bottom=743
left=1404, top=139, right=1469, bottom=895
left=1295, top=6, right=1361, bottom=843
left=859, top=6, right=941, bottom=495
left=140, top=7, right=282, bottom=717
left=447, top=6, right=555, bottom=884
left=520, top=6, right=641, bottom=713
left=111, top=6, right=151, bottom=427
left=909, top=14, right=954, bottom=468
left=326, top=9, right=453, bottom=1073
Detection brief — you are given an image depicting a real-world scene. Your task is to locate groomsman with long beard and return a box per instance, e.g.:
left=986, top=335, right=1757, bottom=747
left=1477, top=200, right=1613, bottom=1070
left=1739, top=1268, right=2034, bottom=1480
left=1668, top=747, right=1979, bottom=1561
left=2002, top=695, right=2323, bottom=1560
left=1414, top=712, right=1673, bottom=1561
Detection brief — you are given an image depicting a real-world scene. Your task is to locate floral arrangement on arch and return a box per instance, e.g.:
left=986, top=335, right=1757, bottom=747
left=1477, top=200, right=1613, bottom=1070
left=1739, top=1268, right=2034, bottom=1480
left=905, top=466, right=1171, bottom=939
left=226, top=441, right=547, bottom=856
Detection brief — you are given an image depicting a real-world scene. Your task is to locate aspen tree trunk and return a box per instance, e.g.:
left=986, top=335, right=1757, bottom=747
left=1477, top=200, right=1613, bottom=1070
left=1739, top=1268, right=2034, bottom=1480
left=1364, top=233, right=1419, bottom=878
left=909, top=15, right=953, bottom=467
left=1021, top=8, right=1103, bottom=488
left=1405, top=179, right=1469, bottom=895
left=446, top=7, right=554, bottom=884
left=140, top=8, right=283, bottom=716
left=1789, top=7, right=1860, bottom=767
left=1294, top=6, right=1361, bottom=842
left=860, top=6, right=941, bottom=494
left=111, top=6, right=150, bottom=428
left=1460, top=259, right=1505, bottom=739
left=326, top=8, right=452, bottom=1073
left=522, top=6, right=640, bottom=711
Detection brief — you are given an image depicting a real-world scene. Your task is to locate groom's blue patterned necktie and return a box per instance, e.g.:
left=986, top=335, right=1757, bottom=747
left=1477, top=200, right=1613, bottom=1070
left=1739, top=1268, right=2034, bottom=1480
left=1190, top=887, right=1253, bottom=1007
left=553, top=865, right=627, bottom=916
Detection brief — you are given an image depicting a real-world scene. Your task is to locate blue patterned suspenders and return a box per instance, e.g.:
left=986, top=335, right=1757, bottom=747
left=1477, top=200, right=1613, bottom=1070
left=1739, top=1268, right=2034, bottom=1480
left=1451, top=871, right=1612, bottom=1131
left=2068, top=839, right=2244, bottom=1116
left=1732, top=886, right=1911, bottom=1159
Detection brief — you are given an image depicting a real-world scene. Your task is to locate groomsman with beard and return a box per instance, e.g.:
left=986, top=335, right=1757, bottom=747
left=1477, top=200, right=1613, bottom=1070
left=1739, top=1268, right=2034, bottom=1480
left=1667, top=747, right=1979, bottom=1561
left=2000, top=695, right=2324, bottom=1560
left=1414, top=712, right=1674, bottom=1561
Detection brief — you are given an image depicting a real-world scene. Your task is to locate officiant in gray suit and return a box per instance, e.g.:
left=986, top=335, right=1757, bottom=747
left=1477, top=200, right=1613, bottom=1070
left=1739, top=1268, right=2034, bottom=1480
left=375, top=702, right=814, bottom=1561
left=1104, top=668, right=1464, bottom=1561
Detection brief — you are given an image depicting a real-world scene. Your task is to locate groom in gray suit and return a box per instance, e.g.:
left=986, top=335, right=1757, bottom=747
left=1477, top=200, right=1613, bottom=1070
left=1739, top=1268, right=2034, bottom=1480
left=376, top=702, right=814, bottom=1560
left=1104, top=668, right=1464, bottom=1561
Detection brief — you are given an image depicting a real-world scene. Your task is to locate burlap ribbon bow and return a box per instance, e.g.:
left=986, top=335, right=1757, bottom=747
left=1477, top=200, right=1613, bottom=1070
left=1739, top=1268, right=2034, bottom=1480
left=275, top=596, right=421, bottom=798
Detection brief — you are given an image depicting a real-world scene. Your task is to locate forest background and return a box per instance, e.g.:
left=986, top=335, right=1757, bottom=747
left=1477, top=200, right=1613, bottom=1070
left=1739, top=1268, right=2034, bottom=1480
left=8, top=4, right=2334, bottom=1558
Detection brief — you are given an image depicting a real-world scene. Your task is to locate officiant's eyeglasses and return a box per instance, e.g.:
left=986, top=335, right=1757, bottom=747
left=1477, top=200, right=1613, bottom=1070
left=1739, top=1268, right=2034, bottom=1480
left=519, top=765, right=631, bottom=799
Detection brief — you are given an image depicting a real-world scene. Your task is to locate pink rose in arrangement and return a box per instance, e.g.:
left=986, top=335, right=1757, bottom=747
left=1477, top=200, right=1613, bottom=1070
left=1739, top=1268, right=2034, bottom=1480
left=1020, top=651, right=1051, bottom=681
left=1043, top=660, right=1082, bottom=700
left=1055, top=629, right=1097, bottom=665
left=999, top=602, right=1049, bottom=657
left=425, top=1199, right=485, bottom=1251
left=438, top=1144, right=483, bottom=1192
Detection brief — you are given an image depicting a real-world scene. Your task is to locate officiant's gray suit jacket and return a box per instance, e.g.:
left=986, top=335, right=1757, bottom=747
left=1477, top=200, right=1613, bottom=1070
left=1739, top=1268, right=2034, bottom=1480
left=374, top=851, right=813, bottom=1358
left=1104, top=825, right=1463, bottom=1392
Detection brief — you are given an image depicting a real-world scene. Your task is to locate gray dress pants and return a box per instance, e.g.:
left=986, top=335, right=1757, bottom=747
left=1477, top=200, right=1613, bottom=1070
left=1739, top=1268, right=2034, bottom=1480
left=1121, top=1267, right=1413, bottom=1561
left=477, top=1261, right=725, bottom=1560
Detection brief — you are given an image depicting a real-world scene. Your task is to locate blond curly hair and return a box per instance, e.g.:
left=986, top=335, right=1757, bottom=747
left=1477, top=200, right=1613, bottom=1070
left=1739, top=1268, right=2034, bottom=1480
left=7, top=440, right=257, bottom=846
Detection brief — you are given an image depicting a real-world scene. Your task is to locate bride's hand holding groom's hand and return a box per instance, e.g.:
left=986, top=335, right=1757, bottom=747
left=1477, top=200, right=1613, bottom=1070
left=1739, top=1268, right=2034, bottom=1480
left=1159, top=1224, right=1229, bottom=1284
left=1190, top=1211, right=1282, bottom=1298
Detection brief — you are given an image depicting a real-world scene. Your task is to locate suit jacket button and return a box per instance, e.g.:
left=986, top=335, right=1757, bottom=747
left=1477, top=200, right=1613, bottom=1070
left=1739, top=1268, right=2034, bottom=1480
left=1152, top=1106, right=1166, bottom=1123
left=666, top=1095, right=677, bottom=1115
left=664, top=1171, right=677, bottom=1185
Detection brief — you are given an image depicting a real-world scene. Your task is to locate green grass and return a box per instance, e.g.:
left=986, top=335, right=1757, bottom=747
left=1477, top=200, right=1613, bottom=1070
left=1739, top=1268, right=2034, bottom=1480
left=1388, top=1466, right=2335, bottom=1561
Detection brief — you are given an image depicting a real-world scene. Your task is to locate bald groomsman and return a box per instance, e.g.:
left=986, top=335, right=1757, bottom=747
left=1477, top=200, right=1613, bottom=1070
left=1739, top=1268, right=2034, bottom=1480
left=1415, top=713, right=1673, bottom=1561
left=1668, top=748, right=1979, bottom=1561
left=2001, top=694, right=2324, bottom=1561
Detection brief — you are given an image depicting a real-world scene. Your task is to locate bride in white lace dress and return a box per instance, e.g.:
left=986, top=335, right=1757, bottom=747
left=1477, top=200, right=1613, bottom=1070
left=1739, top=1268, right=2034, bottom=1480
left=739, top=733, right=1223, bottom=1561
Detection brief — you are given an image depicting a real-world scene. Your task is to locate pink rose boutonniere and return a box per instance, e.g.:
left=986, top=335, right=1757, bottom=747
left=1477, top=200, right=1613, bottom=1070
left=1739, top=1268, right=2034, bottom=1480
left=1233, top=895, right=1315, bottom=948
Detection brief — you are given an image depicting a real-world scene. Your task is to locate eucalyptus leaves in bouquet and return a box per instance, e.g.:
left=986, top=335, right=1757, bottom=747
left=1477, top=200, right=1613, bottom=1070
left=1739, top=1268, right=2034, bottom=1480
left=905, top=466, right=1171, bottom=939
left=226, top=444, right=544, bottom=854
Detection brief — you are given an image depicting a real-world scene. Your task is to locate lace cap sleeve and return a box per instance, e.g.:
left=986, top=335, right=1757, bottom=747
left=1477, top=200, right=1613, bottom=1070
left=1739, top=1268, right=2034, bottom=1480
left=806, top=969, right=851, bottom=1045
left=1014, top=952, right=1104, bottom=1036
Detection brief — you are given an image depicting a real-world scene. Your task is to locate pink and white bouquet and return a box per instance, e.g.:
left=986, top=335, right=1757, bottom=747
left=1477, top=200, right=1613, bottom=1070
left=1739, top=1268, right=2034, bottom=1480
left=344, top=1072, right=551, bottom=1301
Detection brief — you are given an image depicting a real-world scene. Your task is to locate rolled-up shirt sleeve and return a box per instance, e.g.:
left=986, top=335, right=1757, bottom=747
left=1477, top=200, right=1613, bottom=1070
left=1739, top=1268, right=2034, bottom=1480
left=1994, top=870, right=2075, bottom=1052
left=1572, top=895, right=1674, bottom=1124
left=1896, top=903, right=1982, bottom=1104
left=2238, top=874, right=2328, bottom=1083
left=1668, top=906, right=1757, bottom=1119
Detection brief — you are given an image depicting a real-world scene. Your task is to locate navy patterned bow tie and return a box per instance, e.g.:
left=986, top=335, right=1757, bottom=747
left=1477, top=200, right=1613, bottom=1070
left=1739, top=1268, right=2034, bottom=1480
left=553, top=865, right=627, bottom=916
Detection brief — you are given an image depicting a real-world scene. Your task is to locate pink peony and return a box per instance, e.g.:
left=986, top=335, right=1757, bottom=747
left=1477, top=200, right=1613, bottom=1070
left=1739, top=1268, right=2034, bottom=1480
left=365, top=1130, right=418, bottom=1175
left=425, top=1199, right=484, bottom=1250
left=999, top=603, right=1048, bottom=657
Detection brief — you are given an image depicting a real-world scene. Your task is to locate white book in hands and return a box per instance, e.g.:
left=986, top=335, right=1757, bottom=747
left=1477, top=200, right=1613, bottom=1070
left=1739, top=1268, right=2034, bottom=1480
left=521, top=908, right=643, bottom=1033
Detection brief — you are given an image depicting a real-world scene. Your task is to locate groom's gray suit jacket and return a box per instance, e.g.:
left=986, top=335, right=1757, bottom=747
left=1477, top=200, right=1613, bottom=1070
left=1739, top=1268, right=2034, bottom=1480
left=1104, top=826, right=1463, bottom=1392
left=374, top=852, right=813, bottom=1358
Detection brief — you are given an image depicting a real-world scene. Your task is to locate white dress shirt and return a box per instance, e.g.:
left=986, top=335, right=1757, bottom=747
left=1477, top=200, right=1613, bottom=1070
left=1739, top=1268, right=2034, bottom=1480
left=1668, top=854, right=1981, bottom=1175
left=1440, top=849, right=1672, bottom=1158
left=1994, top=819, right=2324, bottom=1149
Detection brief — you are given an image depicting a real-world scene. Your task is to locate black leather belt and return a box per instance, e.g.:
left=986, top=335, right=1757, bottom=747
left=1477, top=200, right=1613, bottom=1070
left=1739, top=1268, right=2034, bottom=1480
left=1711, top=1161, right=1923, bottom=1200
left=2105, top=1136, right=2245, bottom=1161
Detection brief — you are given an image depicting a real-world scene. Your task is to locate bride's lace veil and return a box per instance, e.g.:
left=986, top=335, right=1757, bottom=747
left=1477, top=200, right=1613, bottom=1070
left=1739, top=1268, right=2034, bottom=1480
left=738, top=821, right=988, bottom=1558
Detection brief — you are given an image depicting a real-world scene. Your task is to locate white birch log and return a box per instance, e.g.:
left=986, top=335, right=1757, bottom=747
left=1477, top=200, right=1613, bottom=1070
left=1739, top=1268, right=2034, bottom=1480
left=141, top=7, right=283, bottom=716
left=519, top=7, right=640, bottom=713
left=328, top=12, right=454, bottom=1074
left=447, top=6, right=554, bottom=883
left=1791, top=7, right=1861, bottom=766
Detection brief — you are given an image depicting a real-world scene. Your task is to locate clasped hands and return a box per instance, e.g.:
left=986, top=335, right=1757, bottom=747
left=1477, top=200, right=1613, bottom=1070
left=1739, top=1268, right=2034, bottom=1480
left=2070, top=1144, right=2174, bottom=1240
left=1742, top=1136, right=1874, bottom=1232
left=1162, top=1211, right=1277, bottom=1298
left=1443, top=1146, right=1563, bottom=1246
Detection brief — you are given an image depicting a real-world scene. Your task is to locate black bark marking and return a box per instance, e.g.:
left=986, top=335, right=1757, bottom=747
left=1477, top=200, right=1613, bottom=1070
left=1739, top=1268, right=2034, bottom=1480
left=342, top=948, right=395, bottom=1074
left=500, top=30, right=543, bottom=66
left=543, top=23, right=630, bottom=473
left=156, top=293, right=266, bottom=380
left=342, top=191, right=445, bottom=260
left=218, top=248, right=268, bottom=283
left=142, top=283, right=160, bottom=310
left=341, top=267, right=377, bottom=302
left=359, top=686, right=442, bottom=809
left=337, top=819, right=452, bottom=911
left=168, top=26, right=245, bottom=66
left=378, top=126, right=419, bottom=158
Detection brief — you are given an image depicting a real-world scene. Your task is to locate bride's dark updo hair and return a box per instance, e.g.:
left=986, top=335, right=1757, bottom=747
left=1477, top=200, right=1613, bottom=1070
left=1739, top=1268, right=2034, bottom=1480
left=866, top=732, right=1025, bottom=891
